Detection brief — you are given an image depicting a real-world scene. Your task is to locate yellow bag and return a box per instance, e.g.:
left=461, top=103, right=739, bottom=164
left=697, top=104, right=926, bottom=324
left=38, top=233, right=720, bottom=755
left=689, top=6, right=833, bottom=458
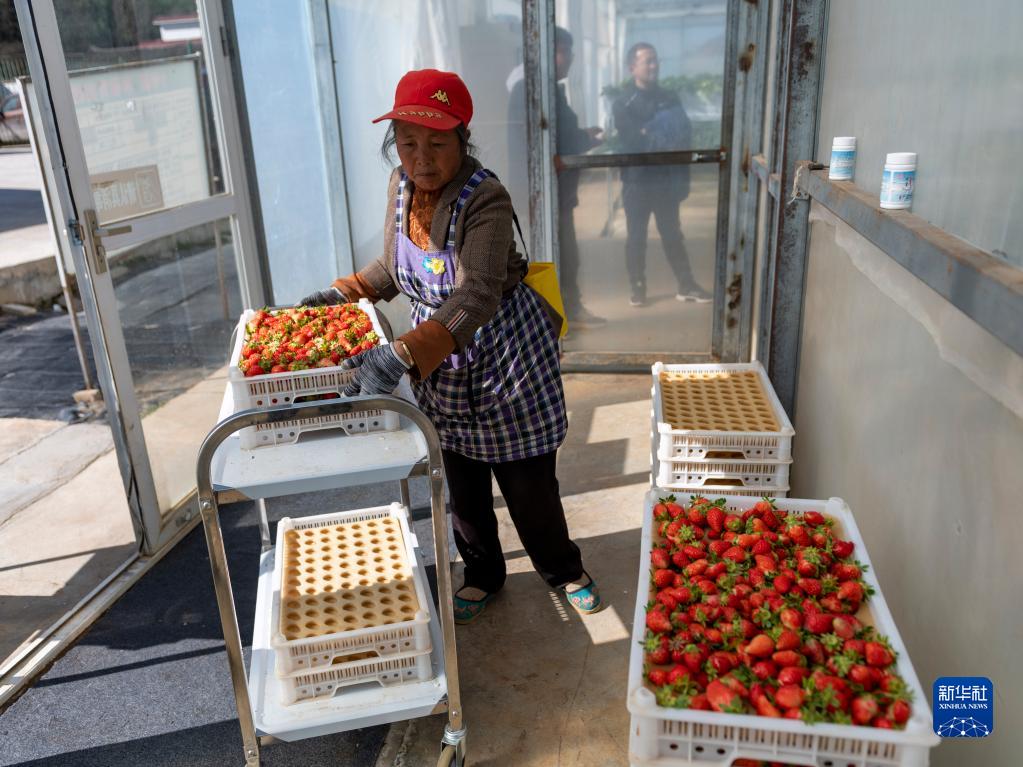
left=524, top=261, right=568, bottom=338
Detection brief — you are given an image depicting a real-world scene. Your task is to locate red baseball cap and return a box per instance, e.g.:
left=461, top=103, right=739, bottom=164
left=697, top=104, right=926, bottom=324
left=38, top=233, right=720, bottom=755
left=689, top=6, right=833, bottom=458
left=372, top=69, right=473, bottom=130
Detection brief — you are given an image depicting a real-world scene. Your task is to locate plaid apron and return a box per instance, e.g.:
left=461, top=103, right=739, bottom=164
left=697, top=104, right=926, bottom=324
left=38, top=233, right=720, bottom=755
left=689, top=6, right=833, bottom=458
left=393, top=169, right=567, bottom=462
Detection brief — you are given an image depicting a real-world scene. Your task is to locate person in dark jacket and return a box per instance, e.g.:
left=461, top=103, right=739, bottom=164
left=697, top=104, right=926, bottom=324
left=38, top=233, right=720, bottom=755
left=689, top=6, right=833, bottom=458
left=612, top=42, right=711, bottom=307
left=508, top=27, right=605, bottom=327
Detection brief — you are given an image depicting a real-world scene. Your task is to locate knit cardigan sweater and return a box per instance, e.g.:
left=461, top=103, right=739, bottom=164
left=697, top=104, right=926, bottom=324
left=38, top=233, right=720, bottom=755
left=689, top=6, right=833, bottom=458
left=334, top=157, right=527, bottom=378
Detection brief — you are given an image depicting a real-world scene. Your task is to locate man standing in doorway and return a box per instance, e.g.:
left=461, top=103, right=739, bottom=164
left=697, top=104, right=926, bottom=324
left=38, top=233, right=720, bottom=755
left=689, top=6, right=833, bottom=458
left=507, top=27, right=605, bottom=327
left=612, top=42, right=711, bottom=307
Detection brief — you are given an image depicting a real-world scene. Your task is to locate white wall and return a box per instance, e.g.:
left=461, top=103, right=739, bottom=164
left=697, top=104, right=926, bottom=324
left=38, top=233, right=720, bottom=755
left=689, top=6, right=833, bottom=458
left=793, top=206, right=1023, bottom=766
left=233, top=0, right=342, bottom=304
left=817, top=1, right=1023, bottom=267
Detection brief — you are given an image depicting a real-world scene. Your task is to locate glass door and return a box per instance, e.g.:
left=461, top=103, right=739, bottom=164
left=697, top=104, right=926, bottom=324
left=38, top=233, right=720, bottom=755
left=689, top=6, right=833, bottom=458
left=544, top=0, right=733, bottom=365
left=16, top=0, right=261, bottom=553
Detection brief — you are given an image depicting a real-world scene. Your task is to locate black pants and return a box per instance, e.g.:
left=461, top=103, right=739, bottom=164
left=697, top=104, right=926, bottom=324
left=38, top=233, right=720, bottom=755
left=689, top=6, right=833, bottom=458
left=622, top=182, right=696, bottom=293
left=442, top=448, right=584, bottom=593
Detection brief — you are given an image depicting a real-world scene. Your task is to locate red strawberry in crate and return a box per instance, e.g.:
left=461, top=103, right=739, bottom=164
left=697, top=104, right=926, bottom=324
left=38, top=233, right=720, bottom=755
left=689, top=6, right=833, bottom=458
left=771, top=650, right=803, bottom=668
left=779, top=607, right=803, bottom=630
left=667, top=664, right=690, bottom=687
left=802, top=638, right=826, bottom=665
left=832, top=539, right=855, bottom=559
left=832, top=562, right=862, bottom=582
left=671, top=550, right=690, bottom=570
left=851, top=694, right=879, bottom=725
left=753, top=696, right=782, bottom=717
left=744, top=634, right=775, bottom=658
left=689, top=693, right=711, bottom=710
left=707, top=505, right=725, bottom=533
left=775, top=629, right=802, bottom=652
left=864, top=641, right=894, bottom=668
left=646, top=608, right=673, bottom=635
left=803, top=511, right=826, bottom=527
left=848, top=664, right=877, bottom=690
left=797, top=578, right=823, bottom=597
left=709, top=651, right=735, bottom=675
left=888, top=699, right=911, bottom=725
left=751, top=660, right=777, bottom=680
left=653, top=568, right=675, bottom=589
left=778, top=666, right=809, bottom=686
left=665, top=498, right=686, bottom=518
left=837, top=580, right=866, bottom=604
left=651, top=547, right=671, bottom=570
left=647, top=669, right=668, bottom=687
left=709, top=539, right=730, bottom=557
left=774, top=684, right=805, bottom=710
left=645, top=633, right=670, bottom=666
left=706, top=680, right=743, bottom=713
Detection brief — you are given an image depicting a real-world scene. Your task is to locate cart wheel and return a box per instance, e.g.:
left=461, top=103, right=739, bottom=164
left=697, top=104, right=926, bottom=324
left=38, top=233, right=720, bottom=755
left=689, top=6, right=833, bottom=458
left=437, top=743, right=466, bottom=767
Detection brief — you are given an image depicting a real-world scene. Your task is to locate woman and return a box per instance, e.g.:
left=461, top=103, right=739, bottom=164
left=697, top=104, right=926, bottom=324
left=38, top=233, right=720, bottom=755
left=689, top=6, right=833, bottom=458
left=300, top=69, right=601, bottom=623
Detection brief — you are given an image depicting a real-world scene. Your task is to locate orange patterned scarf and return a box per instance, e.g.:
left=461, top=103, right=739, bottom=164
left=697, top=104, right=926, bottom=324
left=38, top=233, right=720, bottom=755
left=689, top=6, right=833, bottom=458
left=408, top=189, right=441, bottom=251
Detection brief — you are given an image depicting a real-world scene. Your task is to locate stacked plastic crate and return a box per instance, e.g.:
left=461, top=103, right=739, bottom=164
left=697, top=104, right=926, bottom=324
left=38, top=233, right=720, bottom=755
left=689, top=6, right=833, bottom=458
left=269, top=503, right=435, bottom=705
left=651, top=362, right=793, bottom=498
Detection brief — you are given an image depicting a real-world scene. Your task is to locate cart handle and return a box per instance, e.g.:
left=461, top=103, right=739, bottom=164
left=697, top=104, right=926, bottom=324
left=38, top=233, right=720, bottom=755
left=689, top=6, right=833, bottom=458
left=193, top=395, right=463, bottom=761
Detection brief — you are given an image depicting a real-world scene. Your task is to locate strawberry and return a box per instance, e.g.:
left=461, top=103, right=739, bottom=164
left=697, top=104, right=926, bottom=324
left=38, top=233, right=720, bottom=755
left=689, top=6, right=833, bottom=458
left=671, top=550, right=690, bottom=569
left=683, top=543, right=706, bottom=559
left=707, top=505, right=725, bottom=533
left=778, top=666, right=809, bottom=686
left=773, top=575, right=793, bottom=594
left=779, top=607, right=803, bottom=630
left=753, top=696, right=782, bottom=717
left=820, top=595, right=845, bottom=614
left=653, top=569, right=675, bottom=589
left=709, top=651, right=735, bottom=674
left=803, top=511, right=826, bottom=527
left=651, top=547, right=671, bottom=570
left=745, top=634, right=775, bottom=658
left=706, top=680, right=742, bottom=712
left=851, top=694, right=879, bottom=725
left=843, top=639, right=865, bottom=657
left=655, top=590, right=678, bottom=611
left=687, top=505, right=707, bottom=526
left=753, top=499, right=773, bottom=515
left=647, top=669, right=668, bottom=686
left=682, top=645, right=705, bottom=673
left=837, top=580, right=865, bottom=603
left=754, top=554, right=777, bottom=573
left=787, top=524, right=810, bottom=547
left=751, top=660, right=777, bottom=680
left=725, top=515, right=743, bottom=532
left=646, top=609, right=673, bottom=634
left=873, top=716, right=893, bottom=729
left=832, top=539, right=855, bottom=559
left=751, top=538, right=772, bottom=556
left=665, top=500, right=686, bottom=518
left=645, top=633, right=670, bottom=665
left=684, top=559, right=709, bottom=577
left=708, top=539, right=730, bottom=557
left=689, top=693, right=711, bottom=710
left=771, top=650, right=803, bottom=668
left=667, top=664, right=690, bottom=687
left=888, top=699, right=911, bottom=725
left=864, top=642, right=894, bottom=668
left=723, top=546, right=746, bottom=562
left=832, top=563, right=861, bottom=582
left=848, top=664, right=877, bottom=690
left=797, top=578, right=823, bottom=597
left=804, top=611, right=833, bottom=635
left=832, top=615, right=859, bottom=640
left=802, top=638, right=825, bottom=665
left=775, top=684, right=805, bottom=709
left=775, top=629, right=802, bottom=652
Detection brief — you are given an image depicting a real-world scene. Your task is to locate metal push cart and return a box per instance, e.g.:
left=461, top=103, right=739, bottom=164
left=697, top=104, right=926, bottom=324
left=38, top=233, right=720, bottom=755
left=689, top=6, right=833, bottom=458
left=195, top=391, right=467, bottom=767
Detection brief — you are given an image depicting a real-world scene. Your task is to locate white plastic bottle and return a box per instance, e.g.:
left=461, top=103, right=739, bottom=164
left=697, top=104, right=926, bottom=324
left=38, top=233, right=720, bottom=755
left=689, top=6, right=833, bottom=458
left=879, top=152, right=917, bottom=210
left=828, top=137, right=856, bottom=180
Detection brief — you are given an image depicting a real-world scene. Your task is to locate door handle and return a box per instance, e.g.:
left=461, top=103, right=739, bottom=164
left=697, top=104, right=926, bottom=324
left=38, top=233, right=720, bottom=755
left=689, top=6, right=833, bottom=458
left=93, top=223, right=133, bottom=238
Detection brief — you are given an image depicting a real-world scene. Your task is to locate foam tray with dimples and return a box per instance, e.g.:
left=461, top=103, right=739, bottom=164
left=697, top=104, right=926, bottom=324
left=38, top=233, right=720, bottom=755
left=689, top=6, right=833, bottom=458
left=270, top=503, right=432, bottom=678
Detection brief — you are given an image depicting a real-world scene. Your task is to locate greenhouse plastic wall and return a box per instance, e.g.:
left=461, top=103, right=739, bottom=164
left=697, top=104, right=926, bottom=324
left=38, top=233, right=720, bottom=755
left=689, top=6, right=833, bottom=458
left=792, top=3, right=1023, bottom=765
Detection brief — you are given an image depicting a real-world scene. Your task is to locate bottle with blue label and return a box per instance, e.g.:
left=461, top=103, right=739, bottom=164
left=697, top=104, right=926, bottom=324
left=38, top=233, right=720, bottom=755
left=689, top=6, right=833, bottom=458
left=828, top=136, right=856, bottom=180
left=880, top=152, right=917, bottom=210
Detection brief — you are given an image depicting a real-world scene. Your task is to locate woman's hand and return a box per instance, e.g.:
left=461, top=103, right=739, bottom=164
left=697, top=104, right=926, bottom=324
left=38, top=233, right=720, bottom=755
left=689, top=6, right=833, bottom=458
left=341, top=344, right=410, bottom=396
left=296, top=286, right=347, bottom=307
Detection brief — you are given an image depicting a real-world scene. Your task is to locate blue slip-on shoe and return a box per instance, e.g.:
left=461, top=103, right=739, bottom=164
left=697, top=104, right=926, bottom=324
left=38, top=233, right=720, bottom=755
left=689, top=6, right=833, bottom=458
left=562, top=577, right=603, bottom=615
left=453, top=587, right=494, bottom=625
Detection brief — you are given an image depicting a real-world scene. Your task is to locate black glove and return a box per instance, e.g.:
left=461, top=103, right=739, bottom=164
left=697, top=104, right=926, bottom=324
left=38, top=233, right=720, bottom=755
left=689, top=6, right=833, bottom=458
left=296, top=286, right=347, bottom=307
left=342, top=344, right=410, bottom=396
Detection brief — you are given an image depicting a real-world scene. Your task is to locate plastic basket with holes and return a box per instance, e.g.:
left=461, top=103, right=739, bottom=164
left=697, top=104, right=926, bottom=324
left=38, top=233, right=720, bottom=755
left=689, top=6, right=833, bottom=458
left=227, top=300, right=400, bottom=449
left=652, top=362, right=794, bottom=463
left=271, top=502, right=432, bottom=686
left=628, top=490, right=938, bottom=767
left=658, top=485, right=789, bottom=500
left=655, top=456, right=791, bottom=491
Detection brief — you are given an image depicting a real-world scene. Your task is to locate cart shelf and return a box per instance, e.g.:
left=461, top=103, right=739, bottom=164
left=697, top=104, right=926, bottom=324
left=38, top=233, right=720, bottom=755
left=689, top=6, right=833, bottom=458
left=249, top=545, right=448, bottom=741
left=211, top=383, right=429, bottom=503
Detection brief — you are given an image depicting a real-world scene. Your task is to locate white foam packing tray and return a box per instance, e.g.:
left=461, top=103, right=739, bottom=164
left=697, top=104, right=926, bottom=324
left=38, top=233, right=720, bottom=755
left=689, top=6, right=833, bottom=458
left=652, top=362, right=794, bottom=463
left=271, top=503, right=432, bottom=677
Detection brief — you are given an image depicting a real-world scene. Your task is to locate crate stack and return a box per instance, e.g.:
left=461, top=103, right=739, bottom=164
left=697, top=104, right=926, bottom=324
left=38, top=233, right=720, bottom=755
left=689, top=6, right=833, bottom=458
left=651, top=362, right=793, bottom=498
left=228, top=300, right=400, bottom=449
left=269, top=503, right=435, bottom=705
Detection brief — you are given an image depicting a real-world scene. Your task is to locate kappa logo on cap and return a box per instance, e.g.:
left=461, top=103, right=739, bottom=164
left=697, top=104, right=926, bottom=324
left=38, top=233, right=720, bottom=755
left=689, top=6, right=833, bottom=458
left=430, top=89, right=451, bottom=105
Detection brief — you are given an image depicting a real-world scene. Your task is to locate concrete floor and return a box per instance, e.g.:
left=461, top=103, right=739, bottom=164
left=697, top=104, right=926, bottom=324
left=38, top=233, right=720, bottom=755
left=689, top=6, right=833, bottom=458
left=374, top=373, right=651, bottom=767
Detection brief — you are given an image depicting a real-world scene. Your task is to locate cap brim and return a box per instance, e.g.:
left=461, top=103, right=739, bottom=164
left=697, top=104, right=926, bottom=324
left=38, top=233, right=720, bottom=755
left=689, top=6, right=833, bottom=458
left=372, top=105, right=461, bottom=131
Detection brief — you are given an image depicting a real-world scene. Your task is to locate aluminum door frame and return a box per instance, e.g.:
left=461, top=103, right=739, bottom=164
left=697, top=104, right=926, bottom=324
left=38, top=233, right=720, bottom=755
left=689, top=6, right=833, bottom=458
left=522, top=0, right=768, bottom=369
left=15, top=0, right=264, bottom=553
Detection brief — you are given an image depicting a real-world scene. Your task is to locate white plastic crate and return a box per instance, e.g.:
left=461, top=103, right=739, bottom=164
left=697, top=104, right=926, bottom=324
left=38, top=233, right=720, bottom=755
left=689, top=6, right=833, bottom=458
left=228, top=300, right=400, bottom=449
left=271, top=503, right=432, bottom=679
left=653, top=362, right=794, bottom=462
left=282, top=647, right=434, bottom=705
left=629, top=490, right=937, bottom=766
left=655, top=456, right=791, bottom=491
left=659, top=486, right=788, bottom=499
